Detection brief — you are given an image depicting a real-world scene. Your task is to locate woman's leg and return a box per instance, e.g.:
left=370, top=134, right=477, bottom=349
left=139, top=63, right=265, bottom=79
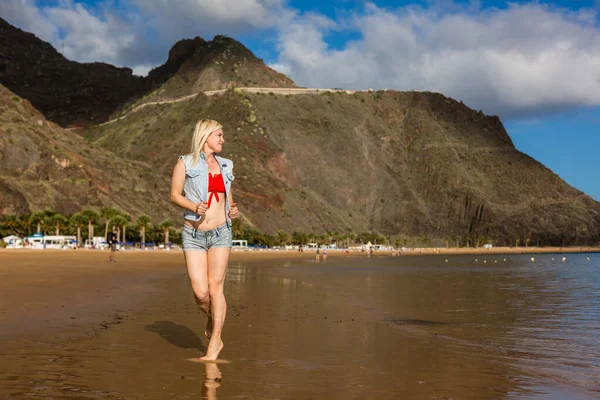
left=184, top=250, right=212, bottom=338
left=201, top=247, right=231, bottom=360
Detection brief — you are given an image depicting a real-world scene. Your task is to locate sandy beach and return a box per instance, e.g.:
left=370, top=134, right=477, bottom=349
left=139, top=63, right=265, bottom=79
left=1, top=246, right=597, bottom=338
left=0, top=250, right=323, bottom=339
left=1, top=249, right=599, bottom=399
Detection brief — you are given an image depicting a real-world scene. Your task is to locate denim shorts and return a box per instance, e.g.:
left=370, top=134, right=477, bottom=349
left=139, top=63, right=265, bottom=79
left=182, top=223, right=232, bottom=251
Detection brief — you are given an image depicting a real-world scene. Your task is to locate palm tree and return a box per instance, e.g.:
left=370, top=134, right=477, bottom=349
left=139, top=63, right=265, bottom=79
left=48, top=214, right=69, bottom=235
left=159, top=218, right=174, bottom=245
left=17, top=213, right=35, bottom=237
left=231, top=218, right=245, bottom=239
left=31, top=211, right=48, bottom=234
left=81, top=209, right=99, bottom=243
left=292, top=230, right=308, bottom=246
left=120, top=212, right=132, bottom=243
left=443, top=236, right=450, bottom=248
left=101, top=206, right=121, bottom=239
left=318, top=234, right=328, bottom=246
left=477, top=235, right=486, bottom=248
left=346, top=231, right=357, bottom=247
left=276, top=230, right=291, bottom=247
left=0, top=214, right=20, bottom=236
left=326, top=231, right=336, bottom=247
left=110, top=215, right=128, bottom=243
left=70, top=213, right=88, bottom=247
left=136, top=214, right=152, bottom=246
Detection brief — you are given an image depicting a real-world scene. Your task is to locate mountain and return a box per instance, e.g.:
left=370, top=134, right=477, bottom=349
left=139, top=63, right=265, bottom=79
left=0, top=84, right=172, bottom=221
left=0, top=18, right=295, bottom=127
left=0, top=18, right=147, bottom=128
left=1, top=18, right=598, bottom=245
left=145, top=35, right=295, bottom=98
left=80, top=88, right=600, bottom=245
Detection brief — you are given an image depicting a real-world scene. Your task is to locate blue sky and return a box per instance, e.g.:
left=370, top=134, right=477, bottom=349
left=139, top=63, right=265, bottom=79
left=2, top=0, right=600, bottom=199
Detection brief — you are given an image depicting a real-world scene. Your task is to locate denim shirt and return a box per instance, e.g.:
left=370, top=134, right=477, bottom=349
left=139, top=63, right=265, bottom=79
left=179, top=152, right=235, bottom=225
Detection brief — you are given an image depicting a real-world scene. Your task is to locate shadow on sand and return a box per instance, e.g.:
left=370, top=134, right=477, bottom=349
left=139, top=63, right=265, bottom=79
left=146, top=321, right=206, bottom=351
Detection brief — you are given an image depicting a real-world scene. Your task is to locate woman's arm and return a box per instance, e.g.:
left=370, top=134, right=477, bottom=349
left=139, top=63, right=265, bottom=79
left=228, top=190, right=239, bottom=219
left=170, top=159, right=198, bottom=212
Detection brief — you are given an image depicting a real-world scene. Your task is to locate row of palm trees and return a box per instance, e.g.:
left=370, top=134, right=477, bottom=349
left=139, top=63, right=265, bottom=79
left=0, top=208, right=176, bottom=246
left=237, top=225, right=532, bottom=248
left=232, top=223, right=443, bottom=248
left=2, top=210, right=541, bottom=248
left=1, top=211, right=428, bottom=248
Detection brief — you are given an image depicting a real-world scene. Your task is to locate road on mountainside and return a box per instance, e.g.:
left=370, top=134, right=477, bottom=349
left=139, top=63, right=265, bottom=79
left=86, top=87, right=357, bottom=129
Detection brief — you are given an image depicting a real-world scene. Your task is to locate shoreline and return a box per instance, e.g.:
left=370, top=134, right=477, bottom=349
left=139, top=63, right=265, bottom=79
left=385, top=245, right=600, bottom=255
left=2, top=245, right=599, bottom=257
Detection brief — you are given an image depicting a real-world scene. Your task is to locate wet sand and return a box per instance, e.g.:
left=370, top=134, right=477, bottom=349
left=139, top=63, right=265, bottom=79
left=392, top=246, right=600, bottom=255
left=1, top=250, right=598, bottom=399
left=0, top=250, right=321, bottom=338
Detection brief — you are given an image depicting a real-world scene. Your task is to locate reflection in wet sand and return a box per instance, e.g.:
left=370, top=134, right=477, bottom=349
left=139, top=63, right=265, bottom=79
left=201, top=363, right=222, bottom=400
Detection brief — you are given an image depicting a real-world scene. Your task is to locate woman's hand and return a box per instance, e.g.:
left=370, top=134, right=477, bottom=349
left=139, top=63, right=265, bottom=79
left=195, top=201, right=208, bottom=215
left=228, top=202, right=239, bottom=219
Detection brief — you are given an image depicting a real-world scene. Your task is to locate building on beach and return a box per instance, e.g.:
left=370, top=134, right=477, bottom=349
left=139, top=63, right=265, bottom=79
left=2, top=235, right=24, bottom=248
left=27, top=233, right=77, bottom=249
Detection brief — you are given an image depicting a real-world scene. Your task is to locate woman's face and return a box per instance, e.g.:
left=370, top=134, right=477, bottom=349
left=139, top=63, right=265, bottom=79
left=205, top=128, right=224, bottom=153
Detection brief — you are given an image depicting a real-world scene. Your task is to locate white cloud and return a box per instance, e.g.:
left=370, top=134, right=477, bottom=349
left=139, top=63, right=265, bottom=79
left=130, top=0, right=284, bottom=35
left=3, top=1, right=600, bottom=118
left=0, top=0, right=139, bottom=66
left=273, top=2, right=600, bottom=117
left=44, top=3, right=136, bottom=63
left=0, top=0, right=287, bottom=72
left=0, top=0, right=57, bottom=40
left=131, top=64, right=154, bottom=77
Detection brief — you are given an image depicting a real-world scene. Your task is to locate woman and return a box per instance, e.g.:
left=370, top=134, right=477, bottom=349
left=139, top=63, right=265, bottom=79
left=170, top=119, right=239, bottom=361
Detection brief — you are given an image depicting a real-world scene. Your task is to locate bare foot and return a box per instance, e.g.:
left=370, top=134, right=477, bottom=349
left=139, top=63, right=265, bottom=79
left=200, top=340, right=224, bottom=361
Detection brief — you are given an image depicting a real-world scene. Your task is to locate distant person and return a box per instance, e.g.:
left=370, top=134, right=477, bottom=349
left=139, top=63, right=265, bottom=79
left=323, top=249, right=327, bottom=260
left=316, top=247, right=320, bottom=261
left=107, top=228, right=118, bottom=262
left=170, top=119, right=239, bottom=361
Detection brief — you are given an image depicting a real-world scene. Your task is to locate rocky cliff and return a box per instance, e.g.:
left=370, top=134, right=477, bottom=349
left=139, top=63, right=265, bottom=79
left=0, top=84, right=172, bottom=220
left=81, top=89, right=600, bottom=245
left=146, top=35, right=295, bottom=97
left=0, top=18, right=147, bottom=127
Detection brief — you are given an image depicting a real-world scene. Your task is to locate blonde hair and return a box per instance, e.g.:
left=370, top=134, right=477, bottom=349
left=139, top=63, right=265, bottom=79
left=190, top=119, right=223, bottom=164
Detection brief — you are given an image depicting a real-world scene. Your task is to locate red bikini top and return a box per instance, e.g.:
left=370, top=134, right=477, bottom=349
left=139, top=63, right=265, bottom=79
left=207, top=173, right=226, bottom=207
